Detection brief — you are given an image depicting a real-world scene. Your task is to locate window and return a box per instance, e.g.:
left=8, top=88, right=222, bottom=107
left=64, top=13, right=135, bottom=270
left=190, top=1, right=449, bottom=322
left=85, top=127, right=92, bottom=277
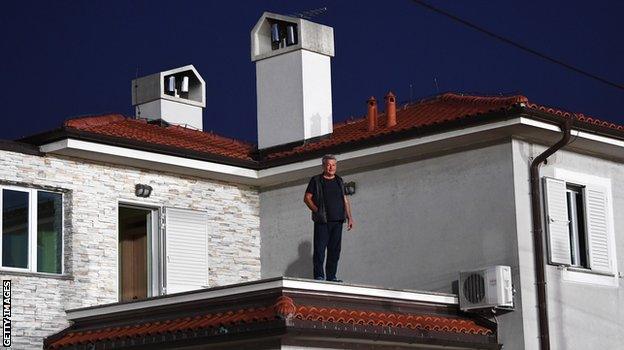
left=544, top=174, right=615, bottom=275
left=117, top=205, right=209, bottom=301
left=0, top=187, right=63, bottom=274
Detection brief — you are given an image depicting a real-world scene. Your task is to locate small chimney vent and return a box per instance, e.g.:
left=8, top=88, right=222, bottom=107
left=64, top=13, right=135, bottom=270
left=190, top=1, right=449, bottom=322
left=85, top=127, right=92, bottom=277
left=181, top=76, right=189, bottom=93
left=132, top=65, right=206, bottom=130
left=166, top=76, right=176, bottom=95
left=271, top=23, right=280, bottom=45
left=286, top=25, right=297, bottom=46
left=367, top=96, right=378, bottom=132
left=385, top=91, right=397, bottom=128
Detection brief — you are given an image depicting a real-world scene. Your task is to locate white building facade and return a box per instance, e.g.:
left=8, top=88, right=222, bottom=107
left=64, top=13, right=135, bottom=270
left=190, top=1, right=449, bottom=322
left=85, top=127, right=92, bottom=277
left=0, top=11, right=622, bottom=350
left=0, top=146, right=260, bottom=349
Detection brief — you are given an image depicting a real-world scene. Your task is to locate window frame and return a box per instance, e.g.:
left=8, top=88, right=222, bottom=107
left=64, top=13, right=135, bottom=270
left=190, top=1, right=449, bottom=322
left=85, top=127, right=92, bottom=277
left=116, top=201, right=163, bottom=301
left=0, top=185, right=65, bottom=275
left=565, top=183, right=588, bottom=268
left=550, top=169, right=618, bottom=286
left=114, top=202, right=210, bottom=300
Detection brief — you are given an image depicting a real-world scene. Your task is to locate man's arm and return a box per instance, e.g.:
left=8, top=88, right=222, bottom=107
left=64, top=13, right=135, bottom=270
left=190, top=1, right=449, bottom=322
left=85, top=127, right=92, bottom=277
left=344, top=196, right=354, bottom=231
left=304, top=192, right=318, bottom=212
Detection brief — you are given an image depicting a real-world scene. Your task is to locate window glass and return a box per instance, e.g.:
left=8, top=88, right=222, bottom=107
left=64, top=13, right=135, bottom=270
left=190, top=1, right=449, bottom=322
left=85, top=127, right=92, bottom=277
left=2, top=189, right=29, bottom=268
left=566, top=185, right=588, bottom=268
left=37, top=191, right=63, bottom=273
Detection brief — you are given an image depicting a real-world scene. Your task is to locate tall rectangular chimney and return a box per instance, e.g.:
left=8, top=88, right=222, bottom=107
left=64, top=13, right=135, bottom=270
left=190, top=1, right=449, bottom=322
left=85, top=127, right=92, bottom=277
left=251, top=12, right=335, bottom=149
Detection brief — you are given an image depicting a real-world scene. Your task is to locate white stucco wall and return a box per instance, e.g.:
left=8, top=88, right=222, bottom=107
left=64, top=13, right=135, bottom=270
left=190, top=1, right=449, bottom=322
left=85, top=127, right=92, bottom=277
left=0, top=149, right=260, bottom=349
left=260, top=141, right=525, bottom=347
left=137, top=99, right=203, bottom=130
left=256, top=49, right=332, bottom=149
left=511, top=138, right=624, bottom=350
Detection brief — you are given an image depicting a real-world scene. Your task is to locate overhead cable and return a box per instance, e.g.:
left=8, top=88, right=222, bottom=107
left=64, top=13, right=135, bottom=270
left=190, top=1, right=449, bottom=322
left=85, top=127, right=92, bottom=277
left=411, top=0, right=624, bottom=91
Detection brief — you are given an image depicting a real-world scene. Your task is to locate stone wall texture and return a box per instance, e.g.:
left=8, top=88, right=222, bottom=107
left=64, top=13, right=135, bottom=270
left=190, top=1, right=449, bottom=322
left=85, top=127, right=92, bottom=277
left=0, top=150, right=260, bottom=349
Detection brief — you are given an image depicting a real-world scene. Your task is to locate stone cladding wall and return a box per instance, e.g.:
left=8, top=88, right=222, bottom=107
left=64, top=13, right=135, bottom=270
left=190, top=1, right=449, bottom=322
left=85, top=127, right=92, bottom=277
left=0, top=149, right=260, bottom=349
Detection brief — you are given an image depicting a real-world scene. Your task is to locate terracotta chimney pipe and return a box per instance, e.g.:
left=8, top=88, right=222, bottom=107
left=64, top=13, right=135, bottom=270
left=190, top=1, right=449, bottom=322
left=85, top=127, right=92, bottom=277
left=385, top=91, right=397, bottom=127
left=367, top=96, right=378, bottom=131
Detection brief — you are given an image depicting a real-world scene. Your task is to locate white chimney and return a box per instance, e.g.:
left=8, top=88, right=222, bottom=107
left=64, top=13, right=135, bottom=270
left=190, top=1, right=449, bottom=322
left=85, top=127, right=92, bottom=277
left=251, top=12, right=335, bottom=149
left=132, top=65, right=206, bottom=130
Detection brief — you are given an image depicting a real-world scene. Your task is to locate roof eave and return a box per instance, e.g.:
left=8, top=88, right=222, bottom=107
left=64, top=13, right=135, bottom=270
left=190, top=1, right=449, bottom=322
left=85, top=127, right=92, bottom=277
left=519, top=106, right=624, bottom=142
left=44, top=277, right=497, bottom=350
left=20, top=127, right=261, bottom=170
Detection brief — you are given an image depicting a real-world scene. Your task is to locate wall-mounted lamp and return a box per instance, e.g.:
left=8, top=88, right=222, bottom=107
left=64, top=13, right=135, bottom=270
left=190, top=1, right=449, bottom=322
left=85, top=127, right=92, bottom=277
left=135, top=184, right=153, bottom=198
left=344, top=181, right=356, bottom=196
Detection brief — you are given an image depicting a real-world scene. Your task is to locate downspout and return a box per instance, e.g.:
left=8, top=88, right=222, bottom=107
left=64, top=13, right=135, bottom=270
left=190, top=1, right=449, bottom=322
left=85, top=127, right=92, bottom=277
left=529, top=114, right=574, bottom=350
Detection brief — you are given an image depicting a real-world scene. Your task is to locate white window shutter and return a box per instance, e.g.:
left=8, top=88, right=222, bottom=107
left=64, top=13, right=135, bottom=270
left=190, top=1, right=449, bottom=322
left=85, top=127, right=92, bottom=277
left=164, top=208, right=209, bottom=294
left=543, top=177, right=572, bottom=265
left=584, top=186, right=612, bottom=273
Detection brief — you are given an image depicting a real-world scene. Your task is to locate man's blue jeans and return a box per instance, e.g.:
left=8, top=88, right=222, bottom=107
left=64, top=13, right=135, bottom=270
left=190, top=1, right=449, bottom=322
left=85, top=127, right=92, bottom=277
left=313, top=221, right=343, bottom=280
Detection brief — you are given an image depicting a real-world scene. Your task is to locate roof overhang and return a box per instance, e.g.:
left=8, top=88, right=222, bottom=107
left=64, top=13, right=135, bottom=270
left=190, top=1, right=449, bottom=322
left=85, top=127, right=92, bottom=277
left=35, top=113, right=624, bottom=188
left=45, top=277, right=499, bottom=350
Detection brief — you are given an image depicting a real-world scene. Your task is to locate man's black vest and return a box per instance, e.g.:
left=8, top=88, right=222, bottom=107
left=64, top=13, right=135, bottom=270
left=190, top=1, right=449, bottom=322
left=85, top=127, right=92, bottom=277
left=310, top=174, right=346, bottom=224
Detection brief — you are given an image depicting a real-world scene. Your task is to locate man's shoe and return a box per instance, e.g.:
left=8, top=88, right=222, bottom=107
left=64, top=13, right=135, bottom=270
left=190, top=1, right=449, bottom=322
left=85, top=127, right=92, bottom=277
left=327, top=278, right=343, bottom=283
left=314, top=277, right=325, bottom=281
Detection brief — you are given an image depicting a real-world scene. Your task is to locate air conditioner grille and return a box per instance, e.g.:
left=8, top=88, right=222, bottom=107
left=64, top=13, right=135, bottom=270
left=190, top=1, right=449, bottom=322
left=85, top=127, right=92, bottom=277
left=463, top=273, right=485, bottom=304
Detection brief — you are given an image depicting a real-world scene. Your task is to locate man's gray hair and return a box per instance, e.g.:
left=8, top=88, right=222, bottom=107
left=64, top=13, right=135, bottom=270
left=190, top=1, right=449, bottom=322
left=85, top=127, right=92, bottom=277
left=321, top=154, right=337, bottom=165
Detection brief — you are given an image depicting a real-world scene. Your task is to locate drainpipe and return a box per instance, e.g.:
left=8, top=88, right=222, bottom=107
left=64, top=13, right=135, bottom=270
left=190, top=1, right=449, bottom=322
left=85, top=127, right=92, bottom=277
left=529, top=114, right=574, bottom=350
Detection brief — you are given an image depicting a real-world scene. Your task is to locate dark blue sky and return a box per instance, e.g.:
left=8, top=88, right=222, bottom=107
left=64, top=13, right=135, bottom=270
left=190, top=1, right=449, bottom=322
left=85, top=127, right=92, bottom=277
left=1, top=1, right=622, bottom=143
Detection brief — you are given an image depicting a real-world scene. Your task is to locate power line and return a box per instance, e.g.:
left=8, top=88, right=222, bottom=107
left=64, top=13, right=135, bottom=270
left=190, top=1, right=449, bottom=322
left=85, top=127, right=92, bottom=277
left=411, top=0, right=624, bottom=91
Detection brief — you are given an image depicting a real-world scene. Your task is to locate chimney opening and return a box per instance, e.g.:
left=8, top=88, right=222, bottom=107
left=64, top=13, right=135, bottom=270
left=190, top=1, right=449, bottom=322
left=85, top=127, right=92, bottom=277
left=166, top=76, right=176, bottom=95
left=181, top=76, right=189, bottom=93
left=385, top=91, right=397, bottom=128
left=271, top=23, right=280, bottom=44
left=286, top=25, right=297, bottom=46
left=269, top=20, right=298, bottom=51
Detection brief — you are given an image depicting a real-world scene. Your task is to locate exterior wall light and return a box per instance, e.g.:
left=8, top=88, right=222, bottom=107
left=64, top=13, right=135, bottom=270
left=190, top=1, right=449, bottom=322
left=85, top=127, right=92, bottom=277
left=135, top=184, right=153, bottom=198
left=344, top=181, right=356, bottom=195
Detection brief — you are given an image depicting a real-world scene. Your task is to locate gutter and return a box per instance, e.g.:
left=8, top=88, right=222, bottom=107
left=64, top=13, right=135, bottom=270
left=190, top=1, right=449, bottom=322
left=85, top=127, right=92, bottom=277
left=529, top=114, right=573, bottom=350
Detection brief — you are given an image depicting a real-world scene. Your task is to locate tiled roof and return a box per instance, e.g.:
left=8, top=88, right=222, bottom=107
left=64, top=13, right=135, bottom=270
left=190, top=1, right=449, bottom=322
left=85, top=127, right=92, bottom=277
left=49, top=93, right=624, bottom=165
left=46, top=296, right=491, bottom=349
left=263, top=93, right=529, bottom=160
left=525, top=102, right=624, bottom=131
left=64, top=114, right=254, bottom=161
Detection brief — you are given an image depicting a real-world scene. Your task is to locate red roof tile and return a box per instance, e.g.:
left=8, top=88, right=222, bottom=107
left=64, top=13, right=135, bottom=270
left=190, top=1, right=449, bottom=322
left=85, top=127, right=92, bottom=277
left=264, top=93, right=530, bottom=160
left=64, top=114, right=255, bottom=161
left=56, top=93, right=624, bottom=164
left=525, top=102, right=624, bottom=131
left=46, top=296, right=491, bottom=349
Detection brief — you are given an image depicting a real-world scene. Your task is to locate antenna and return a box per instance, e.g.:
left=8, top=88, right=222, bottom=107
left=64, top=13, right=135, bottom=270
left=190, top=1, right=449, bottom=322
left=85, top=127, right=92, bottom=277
left=135, top=66, right=141, bottom=118
left=409, top=83, right=414, bottom=102
left=434, top=78, right=439, bottom=93
left=288, top=7, right=328, bottom=20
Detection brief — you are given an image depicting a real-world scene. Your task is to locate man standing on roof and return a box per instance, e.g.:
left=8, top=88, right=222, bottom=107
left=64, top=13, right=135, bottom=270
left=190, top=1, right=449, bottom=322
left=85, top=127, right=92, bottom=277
left=304, top=154, right=354, bottom=282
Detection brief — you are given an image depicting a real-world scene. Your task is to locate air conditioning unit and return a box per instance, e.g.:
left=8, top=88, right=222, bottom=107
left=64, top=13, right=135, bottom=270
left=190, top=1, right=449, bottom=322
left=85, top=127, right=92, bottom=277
left=459, top=265, right=513, bottom=312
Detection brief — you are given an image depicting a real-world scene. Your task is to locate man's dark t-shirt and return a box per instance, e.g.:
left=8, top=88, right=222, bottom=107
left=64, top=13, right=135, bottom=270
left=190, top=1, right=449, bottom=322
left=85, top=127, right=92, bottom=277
left=306, top=176, right=345, bottom=222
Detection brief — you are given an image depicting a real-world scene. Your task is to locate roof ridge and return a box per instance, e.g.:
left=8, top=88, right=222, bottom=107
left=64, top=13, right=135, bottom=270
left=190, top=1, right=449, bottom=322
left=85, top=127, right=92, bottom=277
left=167, top=124, right=253, bottom=147
left=437, top=92, right=528, bottom=105
left=333, top=92, right=527, bottom=130
left=64, top=114, right=127, bottom=128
